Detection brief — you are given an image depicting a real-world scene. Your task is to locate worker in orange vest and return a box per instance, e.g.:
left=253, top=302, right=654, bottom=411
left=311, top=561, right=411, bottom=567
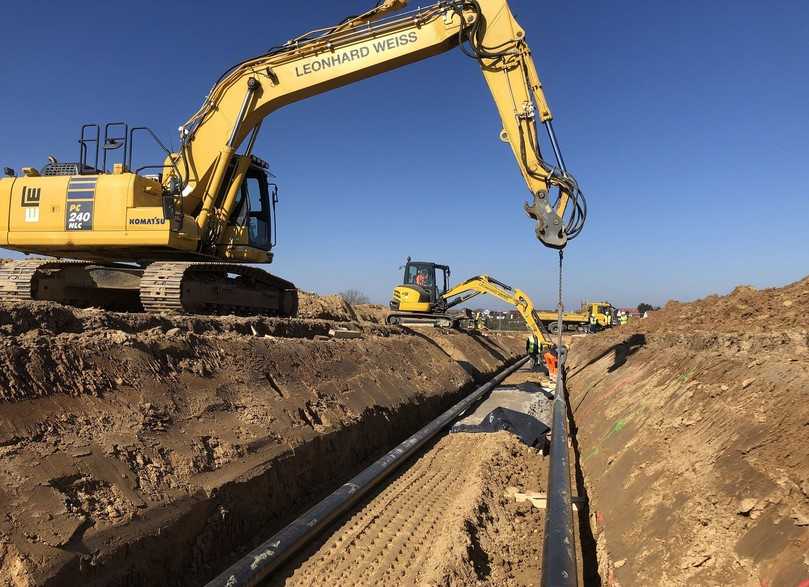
left=544, top=346, right=559, bottom=380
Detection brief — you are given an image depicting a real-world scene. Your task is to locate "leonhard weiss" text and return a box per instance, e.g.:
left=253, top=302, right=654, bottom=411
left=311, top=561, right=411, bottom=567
left=295, top=32, right=419, bottom=77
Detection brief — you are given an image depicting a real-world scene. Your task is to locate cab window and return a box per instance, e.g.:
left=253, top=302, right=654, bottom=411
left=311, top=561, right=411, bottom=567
left=228, top=170, right=272, bottom=251
left=244, top=175, right=270, bottom=250
left=405, top=264, right=420, bottom=285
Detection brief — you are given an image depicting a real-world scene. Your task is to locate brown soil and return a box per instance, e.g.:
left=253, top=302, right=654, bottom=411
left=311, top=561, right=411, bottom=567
left=270, top=364, right=551, bottom=587
left=275, top=430, right=545, bottom=587
left=0, top=297, right=526, bottom=586
left=297, top=292, right=389, bottom=324
left=567, top=276, right=809, bottom=586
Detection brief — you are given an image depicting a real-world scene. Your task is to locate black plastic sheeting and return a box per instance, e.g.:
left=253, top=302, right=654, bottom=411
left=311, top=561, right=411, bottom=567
left=451, top=406, right=550, bottom=448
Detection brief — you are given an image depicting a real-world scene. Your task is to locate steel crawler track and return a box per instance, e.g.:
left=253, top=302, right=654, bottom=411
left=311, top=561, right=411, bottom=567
left=141, top=261, right=298, bottom=316
left=0, top=258, right=91, bottom=303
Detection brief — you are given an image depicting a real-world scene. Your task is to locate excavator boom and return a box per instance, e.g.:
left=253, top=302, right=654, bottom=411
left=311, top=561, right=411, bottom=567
left=176, top=0, right=584, bottom=249
left=441, top=274, right=552, bottom=348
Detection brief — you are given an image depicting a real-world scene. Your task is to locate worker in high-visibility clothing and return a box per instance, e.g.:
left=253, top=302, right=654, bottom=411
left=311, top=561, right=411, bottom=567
left=543, top=346, right=559, bottom=380
left=526, top=336, right=551, bottom=376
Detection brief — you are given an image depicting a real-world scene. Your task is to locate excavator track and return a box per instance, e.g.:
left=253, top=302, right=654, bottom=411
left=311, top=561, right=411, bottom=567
left=386, top=312, right=460, bottom=329
left=0, top=259, right=92, bottom=304
left=140, top=262, right=298, bottom=316
left=0, top=259, right=298, bottom=317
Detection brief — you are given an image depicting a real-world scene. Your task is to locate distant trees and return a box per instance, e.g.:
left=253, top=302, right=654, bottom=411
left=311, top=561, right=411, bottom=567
left=340, top=289, right=370, bottom=305
left=637, top=303, right=659, bottom=314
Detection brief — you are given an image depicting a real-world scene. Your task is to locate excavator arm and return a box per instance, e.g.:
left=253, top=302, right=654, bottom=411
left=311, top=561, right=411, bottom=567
left=170, top=0, right=584, bottom=250
left=441, top=274, right=552, bottom=349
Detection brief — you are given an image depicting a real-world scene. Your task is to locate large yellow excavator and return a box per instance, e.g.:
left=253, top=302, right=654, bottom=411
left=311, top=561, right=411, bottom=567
left=0, top=0, right=585, bottom=314
left=388, top=258, right=552, bottom=352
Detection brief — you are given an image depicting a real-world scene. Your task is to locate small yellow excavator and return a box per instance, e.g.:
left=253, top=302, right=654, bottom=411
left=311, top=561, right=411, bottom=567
left=0, top=0, right=584, bottom=315
left=388, top=258, right=552, bottom=353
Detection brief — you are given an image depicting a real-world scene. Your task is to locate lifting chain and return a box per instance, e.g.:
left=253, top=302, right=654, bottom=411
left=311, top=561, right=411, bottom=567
left=555, top=249, right=564, bottom=351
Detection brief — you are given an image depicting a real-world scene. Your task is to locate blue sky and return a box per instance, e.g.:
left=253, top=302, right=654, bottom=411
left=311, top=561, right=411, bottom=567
left=1, top=0, right=807, bottom=310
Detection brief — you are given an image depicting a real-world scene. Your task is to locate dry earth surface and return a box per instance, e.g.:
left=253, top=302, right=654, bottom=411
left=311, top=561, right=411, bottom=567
left=4, top=269, right=805, bottom=586
left=272, top=365, right=552, bottom=587
left=567, top=275, right=809, bottom=586
left=0, top=292, right=526, bottom=586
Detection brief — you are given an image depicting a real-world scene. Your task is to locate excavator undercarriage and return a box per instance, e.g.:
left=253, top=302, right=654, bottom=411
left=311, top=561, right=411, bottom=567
left=0, top=259, right=297, bottom=315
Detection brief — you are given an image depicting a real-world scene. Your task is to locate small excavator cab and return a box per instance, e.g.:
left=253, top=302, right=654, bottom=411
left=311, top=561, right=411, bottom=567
left=390, top=259, right=451, bottom=313
left=402, top=260, right=450, bottom=304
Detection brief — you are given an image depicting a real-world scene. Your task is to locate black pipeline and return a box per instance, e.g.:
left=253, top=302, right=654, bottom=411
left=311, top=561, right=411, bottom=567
left=206, top=354, right=532, bottom=587
left=541, top=346, right=579, bottom=586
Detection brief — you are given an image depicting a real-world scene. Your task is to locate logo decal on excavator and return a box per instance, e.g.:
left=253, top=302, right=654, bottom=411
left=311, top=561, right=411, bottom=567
left=128, top=217, right=167, bottom=225
left=21, top=187, right=41, bottom=207
left=65, top=177, right=96, bottom=230
left=21, top=187, right=41, bottom=223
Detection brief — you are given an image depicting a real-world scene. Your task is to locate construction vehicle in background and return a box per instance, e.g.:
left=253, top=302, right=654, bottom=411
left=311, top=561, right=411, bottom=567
left=0, top=0, right=585, bottom=315
left=536, top=301, right=616, bottom=334
left=388, top=258, right=552, bottom=353
left=388, top=259, right=455, bottom=325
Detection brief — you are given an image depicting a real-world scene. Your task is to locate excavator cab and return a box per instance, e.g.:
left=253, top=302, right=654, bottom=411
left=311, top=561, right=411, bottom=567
left=390, top=259, right=451, bottom=312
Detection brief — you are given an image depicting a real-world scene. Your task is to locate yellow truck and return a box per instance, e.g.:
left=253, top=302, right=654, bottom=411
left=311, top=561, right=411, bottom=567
left=537, top=301, right=616, bottom=334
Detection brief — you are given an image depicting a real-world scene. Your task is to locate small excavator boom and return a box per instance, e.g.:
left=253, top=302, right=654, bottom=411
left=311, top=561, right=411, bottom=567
left=388, top=260, right=552, bottom=351
left=441, top=274, right=552, bottom=349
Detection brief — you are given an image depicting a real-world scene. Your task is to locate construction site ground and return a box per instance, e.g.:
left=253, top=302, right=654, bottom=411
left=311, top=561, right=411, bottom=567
left=0, top=275, right=807, bottom=586
left=270, top=365, right=552, bottom=587
left=566, top=276, right=809, bottom=586
left=0, top=291, right=529, bottom=586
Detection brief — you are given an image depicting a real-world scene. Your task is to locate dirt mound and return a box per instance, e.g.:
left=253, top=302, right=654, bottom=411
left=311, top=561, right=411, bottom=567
left=0, top=297, right=400, bottom=403
left=276, top=432, right=545, bottom=587
left=0, top=296, right=526, bottom=586
left=297, top=293, right=389, bottom=324
left=566, top=276, right=809, bottom=586
left=640, top=275, right=809, bottom=334
left=297, top=291, right=358, bottom=321
left=354, top=303, right=390, bottom=324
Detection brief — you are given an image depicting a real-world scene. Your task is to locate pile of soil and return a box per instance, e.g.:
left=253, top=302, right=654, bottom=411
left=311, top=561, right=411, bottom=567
left=0, top=296, right=525, bottom=586
left=297, top=291, right=389, bottom=324
left=297, top=291, right=357, bottom=321
left=639, top=275, right=809, bottom=334
left=566, top=275, right=809, bottom=586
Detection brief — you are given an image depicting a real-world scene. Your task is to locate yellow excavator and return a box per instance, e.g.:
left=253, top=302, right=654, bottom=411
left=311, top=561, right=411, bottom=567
left=0, top=0, right=585, bottom=314
left=388, top=258, right=552, bottom=352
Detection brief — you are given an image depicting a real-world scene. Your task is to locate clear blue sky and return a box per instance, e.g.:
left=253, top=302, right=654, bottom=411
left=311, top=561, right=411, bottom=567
left=1, top=0, right=807, bottom=309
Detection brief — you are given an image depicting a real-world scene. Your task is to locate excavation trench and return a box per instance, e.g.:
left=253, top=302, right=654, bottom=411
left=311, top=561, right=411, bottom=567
left=262, top=361, right=553, bottom=587
left=566, top=277, right=809, bottom=586
left=0, top=299, right=527, bottom=586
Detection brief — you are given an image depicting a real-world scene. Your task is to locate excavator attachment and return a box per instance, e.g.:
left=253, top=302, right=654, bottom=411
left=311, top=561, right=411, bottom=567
left=524, top=192, right=567, bottom=249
